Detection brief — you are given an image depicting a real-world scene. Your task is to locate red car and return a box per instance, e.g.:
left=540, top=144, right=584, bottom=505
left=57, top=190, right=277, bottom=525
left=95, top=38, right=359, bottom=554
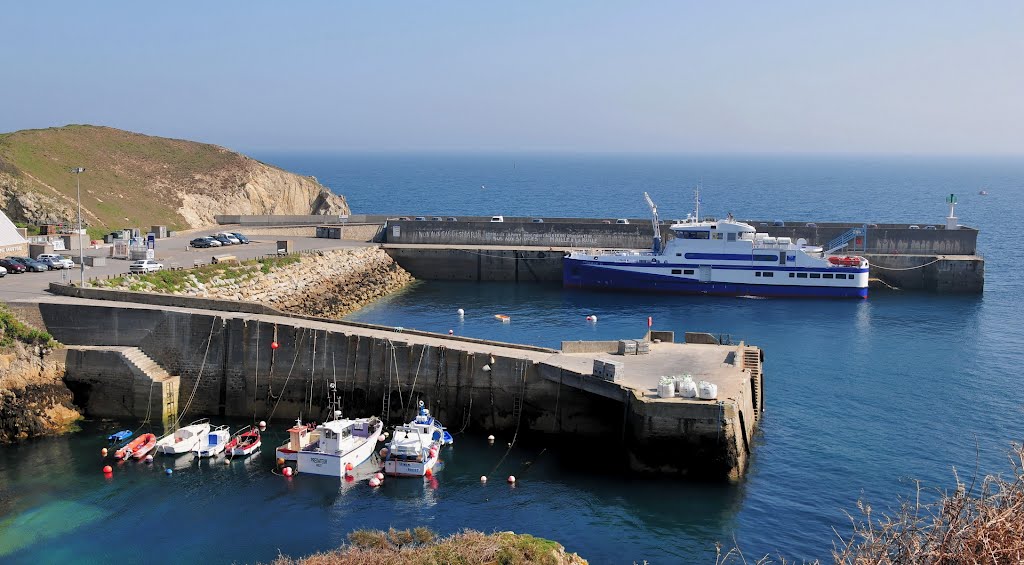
left=0, top=258, right=26, bottom=273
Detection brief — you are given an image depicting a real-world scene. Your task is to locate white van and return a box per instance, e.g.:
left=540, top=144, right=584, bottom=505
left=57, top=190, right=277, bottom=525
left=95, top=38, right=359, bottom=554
left=490, top=215, right=504, bottom=223
left=37, top=254, right=75, bottom=269
left=615, top=219, right=630, bottom=224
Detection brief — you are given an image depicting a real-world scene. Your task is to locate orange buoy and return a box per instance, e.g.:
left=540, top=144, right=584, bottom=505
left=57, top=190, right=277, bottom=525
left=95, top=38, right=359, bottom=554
left=425, top=468, right=433, bottom=478
left=276, top=458, right=286, bottom=467
left=102, top=465, right=112, bottom=474
left=101, top=448, right=108, bottom=457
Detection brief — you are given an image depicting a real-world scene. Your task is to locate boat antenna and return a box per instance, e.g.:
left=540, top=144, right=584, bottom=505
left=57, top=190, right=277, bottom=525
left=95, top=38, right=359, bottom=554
left=643, top=192, right=662, bottom=253
left=693, top=183, right=702, bottom=223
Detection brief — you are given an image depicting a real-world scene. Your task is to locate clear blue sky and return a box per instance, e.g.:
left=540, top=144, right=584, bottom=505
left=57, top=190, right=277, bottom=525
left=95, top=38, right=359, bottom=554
left=2, top=1, right=1021, bottom=154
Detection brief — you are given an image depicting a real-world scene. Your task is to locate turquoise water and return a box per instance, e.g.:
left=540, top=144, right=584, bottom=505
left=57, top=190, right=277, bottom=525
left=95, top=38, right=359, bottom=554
left=2, top=154, right=1022, bottom=563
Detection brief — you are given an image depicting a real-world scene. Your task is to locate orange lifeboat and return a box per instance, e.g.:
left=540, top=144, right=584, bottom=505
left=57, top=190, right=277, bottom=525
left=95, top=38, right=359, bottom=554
left=115, top=433, right=157, bottom=460
left=828, top=256, right=861, bottom=267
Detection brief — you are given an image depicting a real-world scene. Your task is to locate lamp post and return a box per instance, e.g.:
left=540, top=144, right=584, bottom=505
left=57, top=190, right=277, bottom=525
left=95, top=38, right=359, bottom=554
left=70, top=167, right=86, bottom=286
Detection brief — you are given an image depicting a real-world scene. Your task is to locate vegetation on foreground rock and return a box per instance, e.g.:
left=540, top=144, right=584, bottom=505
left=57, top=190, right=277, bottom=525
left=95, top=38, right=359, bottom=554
left=0, top=304, right=56, bottom=349
left=716, top=443, right=1024, bottom=564
left=266, top=528, right=586, bottom=565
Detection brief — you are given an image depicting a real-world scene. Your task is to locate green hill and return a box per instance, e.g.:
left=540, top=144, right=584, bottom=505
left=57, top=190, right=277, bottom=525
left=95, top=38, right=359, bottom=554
left=0, top=125, right=348, bottom=233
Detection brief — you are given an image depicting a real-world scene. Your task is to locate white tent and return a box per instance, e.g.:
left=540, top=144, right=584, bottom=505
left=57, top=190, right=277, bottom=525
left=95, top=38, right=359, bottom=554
left=0, top=209, right=29, bottom=255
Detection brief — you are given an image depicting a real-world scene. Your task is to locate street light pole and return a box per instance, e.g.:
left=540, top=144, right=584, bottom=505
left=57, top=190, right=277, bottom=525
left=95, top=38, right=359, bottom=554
left=71, top=167, right=86, bottom=286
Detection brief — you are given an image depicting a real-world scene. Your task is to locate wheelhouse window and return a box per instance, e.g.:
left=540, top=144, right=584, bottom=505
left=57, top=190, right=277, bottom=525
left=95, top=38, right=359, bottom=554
left=754, top=254, right=777, bottom=262
left=727, top=233, right=737, bottom=242
left=712, top=232, right=724, bottom=240
left=679, top=230, right=710, bottom=240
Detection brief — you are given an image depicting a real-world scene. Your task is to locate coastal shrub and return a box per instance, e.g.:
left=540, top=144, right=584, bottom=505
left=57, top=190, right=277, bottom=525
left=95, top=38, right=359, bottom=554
left=0, top=305, right=56, bottom=348
left=347, top=529, right=388, bottom=551
left=257, top=254, right=301, bottom=274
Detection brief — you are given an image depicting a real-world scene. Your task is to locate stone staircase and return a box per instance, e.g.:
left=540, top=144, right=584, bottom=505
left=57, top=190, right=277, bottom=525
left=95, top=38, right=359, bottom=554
left=64, top=345, right=179, bottom=428
left=742, top=347, right=763, bottom=421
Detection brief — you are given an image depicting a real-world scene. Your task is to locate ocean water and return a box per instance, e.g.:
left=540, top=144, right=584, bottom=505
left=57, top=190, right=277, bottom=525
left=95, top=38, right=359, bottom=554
left=2, top=154, right=1022, bottom=564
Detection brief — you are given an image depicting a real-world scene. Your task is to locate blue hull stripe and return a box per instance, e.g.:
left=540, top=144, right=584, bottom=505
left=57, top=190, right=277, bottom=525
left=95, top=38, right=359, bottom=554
left=563, top=260, right=867, bottom=298
left=567, top=257, right=868, bottom=274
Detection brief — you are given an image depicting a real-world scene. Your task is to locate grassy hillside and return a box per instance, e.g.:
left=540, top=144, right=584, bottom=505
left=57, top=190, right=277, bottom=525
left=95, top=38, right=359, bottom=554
left=0, top=124, right=343, bottom=231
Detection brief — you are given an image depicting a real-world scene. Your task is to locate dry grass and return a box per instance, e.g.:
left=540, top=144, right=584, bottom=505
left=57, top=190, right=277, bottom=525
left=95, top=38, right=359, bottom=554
left=714, top=443, right=1024, bottom=565
left=265, top=528, right=583, bottom=565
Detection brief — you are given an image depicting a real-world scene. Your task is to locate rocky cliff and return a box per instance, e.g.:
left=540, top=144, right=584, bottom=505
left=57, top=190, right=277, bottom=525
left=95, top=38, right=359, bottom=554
left=0, top=308, right=80, bottom=443
left=0, top=125, right=349, bottom=231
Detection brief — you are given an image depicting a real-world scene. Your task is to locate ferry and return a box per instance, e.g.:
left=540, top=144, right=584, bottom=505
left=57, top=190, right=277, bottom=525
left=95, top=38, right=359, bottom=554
left=563, top=192, right=869, bottom=299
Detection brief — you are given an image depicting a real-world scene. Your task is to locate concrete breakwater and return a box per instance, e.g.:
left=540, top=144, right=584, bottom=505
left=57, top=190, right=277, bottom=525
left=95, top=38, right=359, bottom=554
left=89, top=247, right=414, bottom=319
left=38, top=294, right=762, bottom=481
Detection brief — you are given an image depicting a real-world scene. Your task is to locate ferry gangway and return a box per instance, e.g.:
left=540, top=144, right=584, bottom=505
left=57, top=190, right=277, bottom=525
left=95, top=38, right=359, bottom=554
left=825, top=225, right=868, bottom=255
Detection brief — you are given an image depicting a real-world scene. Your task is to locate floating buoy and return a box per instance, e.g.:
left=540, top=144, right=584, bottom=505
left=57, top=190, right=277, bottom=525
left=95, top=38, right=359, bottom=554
left=282, top=466, right=293, bottom=477
left=345, top=462, right=354, bottom=471
left=457, top=308, right=465, bottom=316
left=379, top=447, right=389, bottom=457
left=258, top=421, right=267, bottom=429
left=101, top=448, right=108, bottom=457
left=588, top=315, right=598, bottom=322
left=375, top=472, right=384, bottom=481
left=270, top=341, right=279, bottom=350
left=345, top=474, right=354, bottom=482
left=507, top=475, right=516, bottom=484
left=381, top=432, right=389, bottom=440
left=487, top=434, right=495, bottom=442
left=276, top=458, right=286, bottom=467
left=585, top=315, right=592, bottom=321
left=480, top=475, right=488, bottom=482
left=165, top=468, right=173, bottom=475
left=369, top=477, right=380, bottom=487
left=449, top=329, right=454, bottom=335
left=223, top=458, right=231, bottom=465
left=145, top=455, right=154, bottom=463
left=102, top=465, right=113, bottom=474
left=425, top=468, right=433, bottom=478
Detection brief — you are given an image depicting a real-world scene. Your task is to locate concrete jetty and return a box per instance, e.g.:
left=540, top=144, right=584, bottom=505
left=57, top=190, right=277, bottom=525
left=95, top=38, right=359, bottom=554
left=32, top=289, right=763, bottom=481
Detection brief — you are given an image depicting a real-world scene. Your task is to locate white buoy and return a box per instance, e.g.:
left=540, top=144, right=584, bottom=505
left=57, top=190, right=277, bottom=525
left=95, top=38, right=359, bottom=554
left=144, top=455, right=154, bottom=463
left=375, top=472, right=384, bottom=481
left=259, top=420, right=267, bottom=429
left=369, top=477, right=380, bottom=487
left=449, top=329, right=454, bottom=335
left=480, top=475, right=488, bottom=482
left=507, top=475, right=516, bottom=483
left=487, top=434, right=495, bottom=442
left=224, top=457, right=231, bottom=465
left=457, top=308, right=465, bottom=316
left=590, top=314, right=598, bottom=322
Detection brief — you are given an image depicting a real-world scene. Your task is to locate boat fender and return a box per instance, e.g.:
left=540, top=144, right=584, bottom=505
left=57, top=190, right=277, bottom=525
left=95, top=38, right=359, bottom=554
left=480, top=475, right=488, bottom=482
left=101, top=448, right=108, bottom=457
left=507, top=475, right=516, bottom=484
left=102, top=465, right=112, bottom=474
left=282, top=467, right=293, bottom=477
left=165, top=468, right=173, bottom=475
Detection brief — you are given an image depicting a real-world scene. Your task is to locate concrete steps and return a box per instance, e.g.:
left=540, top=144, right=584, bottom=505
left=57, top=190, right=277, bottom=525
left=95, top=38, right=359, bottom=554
left=64, top=345, right=179, bottom=428
left=122, top=347, right=173, bottom=382
left=742, top=348, right=763, bottom=421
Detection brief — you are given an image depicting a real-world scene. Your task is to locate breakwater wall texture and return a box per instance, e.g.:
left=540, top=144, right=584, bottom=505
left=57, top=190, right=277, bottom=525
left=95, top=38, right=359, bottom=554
left=42, top=298, right=761, bottom=480
left=384, top=247, right=563, bottom=282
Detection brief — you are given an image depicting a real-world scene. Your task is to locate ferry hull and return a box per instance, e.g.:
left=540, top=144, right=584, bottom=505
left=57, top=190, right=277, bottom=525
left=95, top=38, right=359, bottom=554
left=564, top=259, right=867, bottom=299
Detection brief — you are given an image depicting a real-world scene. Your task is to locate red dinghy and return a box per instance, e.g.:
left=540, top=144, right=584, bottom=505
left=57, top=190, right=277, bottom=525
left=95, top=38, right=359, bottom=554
left=227, top=426, right=261, bottom=457
left=115, top=433, right=157, bottom=461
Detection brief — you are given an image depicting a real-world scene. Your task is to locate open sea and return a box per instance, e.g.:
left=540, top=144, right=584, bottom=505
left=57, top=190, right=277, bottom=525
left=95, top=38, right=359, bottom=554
left=2, top=154, right=1023, bottom=564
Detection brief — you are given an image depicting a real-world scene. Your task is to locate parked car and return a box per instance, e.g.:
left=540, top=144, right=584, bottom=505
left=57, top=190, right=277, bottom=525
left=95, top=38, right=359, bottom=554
left=190, top=237, right=216, bottom=248
left=531, top=218, right=544, bottom=223
left=414, top=217, right=427, bottom=221
left=0, top=259, right=26, bottom=274
left=37, top=253, right=74, bottom=269
left=129, top=259, right=164, bottom=273
left=217, top=233, right=241, bottom=245
left=0, top=265, right=7, bottom=277
left=924, top=225, right=937, bottom=230
left=615, top=219, right=630, bottom=224
left=431, top=217, right=443, bottom=221
left=8, top=257, right=48, bottom=272
left=772, top=220, right=786, bottom=227
left=446, top=217, right=458, bottom=222
left=490, top=215, right=504, bottom=223
left=231, top=232, right=250, bottom=244
left=909, top=225, right=920, bottom=230
left=212, top=234, right=234, bottom=246
left=805, top=222, right=817, bottom=228
left=398, top=217, right=411, bottom=221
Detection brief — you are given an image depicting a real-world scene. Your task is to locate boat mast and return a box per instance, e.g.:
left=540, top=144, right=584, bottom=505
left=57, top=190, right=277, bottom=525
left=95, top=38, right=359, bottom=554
left=643, top=192, right=662, bottom=253
left=694, top=184, right=701, bottom=222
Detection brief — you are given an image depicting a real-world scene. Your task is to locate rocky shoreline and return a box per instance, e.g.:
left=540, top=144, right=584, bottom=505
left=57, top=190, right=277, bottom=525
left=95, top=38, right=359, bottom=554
left=89, top=247, right=415, bottom=319
left=0, top=338, right=80, bottom=443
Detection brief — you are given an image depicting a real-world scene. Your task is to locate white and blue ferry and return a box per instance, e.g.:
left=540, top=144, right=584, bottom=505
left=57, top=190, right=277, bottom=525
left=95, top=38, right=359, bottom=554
left=563, top=192, right=869, bottom=298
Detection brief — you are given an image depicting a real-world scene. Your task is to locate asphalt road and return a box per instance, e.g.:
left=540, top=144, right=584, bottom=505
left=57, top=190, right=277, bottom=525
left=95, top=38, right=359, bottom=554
left=1, top=228, right=371, bottom=303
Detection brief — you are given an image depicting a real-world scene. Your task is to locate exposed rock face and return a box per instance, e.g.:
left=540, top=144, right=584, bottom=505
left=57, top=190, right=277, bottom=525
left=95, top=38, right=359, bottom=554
left=90, top=247, right=415, bottom=319
left=0, top=125, right=350, bottom=230
left=0, top=341, right=80, bottom=443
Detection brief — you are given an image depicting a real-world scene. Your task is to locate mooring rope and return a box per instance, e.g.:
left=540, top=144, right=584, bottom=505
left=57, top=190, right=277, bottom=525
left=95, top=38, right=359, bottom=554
left=455, top=354, right=474, bottom=435
left=253, top=321, right=260, bottom=424
left=405, top=344, right=428, bottom=420
left=172, top=317, right=218, bottom=428
left=871, top=257, right=944, bottom=271
left=307, top=330, right=318, bottom=417
left=266, top=327, right=308, bottom=423
left=486, top=360, right=528, bottom=476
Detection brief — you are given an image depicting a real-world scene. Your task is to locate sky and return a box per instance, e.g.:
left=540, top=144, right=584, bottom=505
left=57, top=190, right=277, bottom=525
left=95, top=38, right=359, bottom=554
left=2, top=1, right=1022, bottom=154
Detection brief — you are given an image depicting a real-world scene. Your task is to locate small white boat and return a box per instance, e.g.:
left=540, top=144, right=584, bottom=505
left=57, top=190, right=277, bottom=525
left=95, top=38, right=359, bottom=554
left=296, top=411, right=383, bottom=478
left=275, top=418, right=319, bottom=462
left=383, top=404, right=445, bottom=477
left=195, top=425, right=231, bottom=458
left=155, top=418, right=210, bottom=455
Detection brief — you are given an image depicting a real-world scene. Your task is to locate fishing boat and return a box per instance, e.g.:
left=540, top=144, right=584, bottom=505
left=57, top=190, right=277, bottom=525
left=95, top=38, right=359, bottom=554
left=194, top=426, right=231, bottom=458
left=563, top=191, right=869, bottom=299
left=295, top=398, right=383, bottom=477
left=275, top=418, right=319, bottom=462
left=382, top=402, right=447, bottom=477
left=107, top=430, right=132, bottom=443
left=225, top=426, right=262, bottom=457
left=114, top=433, right=157, bottom=461
left=155, top=418, right=210, bottom=455
left=494, top=314, right=510, bottom=322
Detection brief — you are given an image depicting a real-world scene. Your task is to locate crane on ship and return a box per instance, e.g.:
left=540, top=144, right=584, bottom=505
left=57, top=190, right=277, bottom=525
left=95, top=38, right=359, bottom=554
left=643, top=191, right=662, bottom=253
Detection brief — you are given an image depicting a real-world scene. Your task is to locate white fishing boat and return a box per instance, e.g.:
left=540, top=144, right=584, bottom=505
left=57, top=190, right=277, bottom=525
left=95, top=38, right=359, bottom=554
left=155, top=418, right=210, bottom=455
left=275, top=418, right=319, bottom=462
left=194, top=425, right=231, bottom=458
left=563, top=191, right=869, bottom=298
left=383, top=403, right=444, bottom=477
left=296, top=407, right=383, bottom=478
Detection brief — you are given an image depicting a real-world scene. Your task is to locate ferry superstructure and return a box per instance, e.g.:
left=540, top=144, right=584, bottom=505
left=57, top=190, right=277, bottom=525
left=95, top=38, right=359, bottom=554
left=563, top=192, right=869, bottom=298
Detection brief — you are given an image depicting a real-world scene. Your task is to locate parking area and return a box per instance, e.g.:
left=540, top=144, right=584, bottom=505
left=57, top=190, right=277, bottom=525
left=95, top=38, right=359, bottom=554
left=0, top=227, right=373, bottom=303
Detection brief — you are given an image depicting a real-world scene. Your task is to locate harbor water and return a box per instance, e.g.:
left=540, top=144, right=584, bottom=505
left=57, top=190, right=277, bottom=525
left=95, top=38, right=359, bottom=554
left=2, top=154, right=1022, bottom=564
